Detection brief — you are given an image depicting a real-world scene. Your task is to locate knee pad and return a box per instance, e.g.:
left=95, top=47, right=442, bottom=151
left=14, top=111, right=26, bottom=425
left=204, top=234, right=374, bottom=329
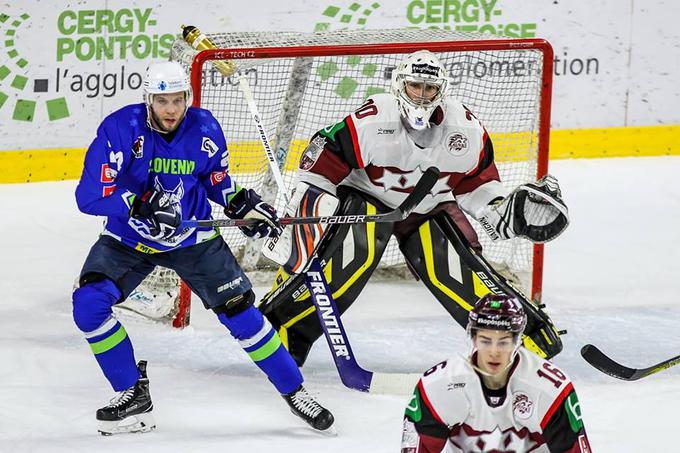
left=217, top=304, right=267, bottom=341
left=72, top=279, right=121, bottom=333
left=212, top=289, right=255, bottom=317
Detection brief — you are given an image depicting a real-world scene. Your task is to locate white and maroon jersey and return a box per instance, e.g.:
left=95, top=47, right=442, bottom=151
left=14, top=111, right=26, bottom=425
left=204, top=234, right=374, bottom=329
left=297, top=93, right=508, bottom=216
left=401, top=348, right=592, bottom=453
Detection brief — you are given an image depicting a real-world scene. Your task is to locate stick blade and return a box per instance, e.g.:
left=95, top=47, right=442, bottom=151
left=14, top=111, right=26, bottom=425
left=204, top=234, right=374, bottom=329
left=396, top=166, right=440, bottom=217
left=580, top=344, right=638, bottom=381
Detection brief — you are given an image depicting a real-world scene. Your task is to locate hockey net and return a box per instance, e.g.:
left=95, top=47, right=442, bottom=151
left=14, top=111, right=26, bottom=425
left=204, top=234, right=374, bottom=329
left=118, top=28, right=552, bottom=328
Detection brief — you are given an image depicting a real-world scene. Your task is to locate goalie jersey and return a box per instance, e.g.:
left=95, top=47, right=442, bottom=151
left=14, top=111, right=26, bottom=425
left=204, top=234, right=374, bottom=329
left=75, top=103, right=237, bottom=253
left=298, top=93, right=508, bottom=217
left=401, top=348, right=592, bottom=453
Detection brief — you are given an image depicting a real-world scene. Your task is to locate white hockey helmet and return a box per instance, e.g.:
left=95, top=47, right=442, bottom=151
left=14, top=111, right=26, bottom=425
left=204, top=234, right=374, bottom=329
left=143, top=61, right=193, bottom=108
left=390, top=50, right=449, bottom=130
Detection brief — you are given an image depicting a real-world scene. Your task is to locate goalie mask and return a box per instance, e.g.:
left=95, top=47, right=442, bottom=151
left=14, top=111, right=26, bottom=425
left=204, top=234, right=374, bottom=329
left=143, top=61, right=193, bottom=133
left=467, top=294, right=527, bottom=364
left=391, top=50, right=449, bottom=130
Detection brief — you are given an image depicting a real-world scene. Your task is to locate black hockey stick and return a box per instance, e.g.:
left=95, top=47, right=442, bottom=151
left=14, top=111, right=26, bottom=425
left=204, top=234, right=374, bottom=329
left=581, top=344, right=680, bottom=381
left=180, top=166, right=440, bottom=230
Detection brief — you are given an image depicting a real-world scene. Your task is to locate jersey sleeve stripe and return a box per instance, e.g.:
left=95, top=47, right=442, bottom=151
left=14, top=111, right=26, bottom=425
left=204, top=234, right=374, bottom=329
left=417, top=379, right=446, bottom=426
left=345, top=115, right=365, bottom=169
left=465, top=130, right=489, bottom=177
left=540, top=381, right=574, bottom=430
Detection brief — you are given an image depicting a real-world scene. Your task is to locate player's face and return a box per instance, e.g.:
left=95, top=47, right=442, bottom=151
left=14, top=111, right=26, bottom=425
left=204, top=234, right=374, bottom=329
left=473, top=329, right=517, bottom=376
left=150, top=92, right=187, bottom=133
left=405, top=80, right=439, bottom=104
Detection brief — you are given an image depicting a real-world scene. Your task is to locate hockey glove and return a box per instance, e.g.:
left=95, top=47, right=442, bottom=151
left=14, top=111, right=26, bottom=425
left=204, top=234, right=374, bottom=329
left=130, top=189, right=182, bottom=240
left=478, top=174, right=569, bottom=243
left=224, top=188, right=282, bottom=239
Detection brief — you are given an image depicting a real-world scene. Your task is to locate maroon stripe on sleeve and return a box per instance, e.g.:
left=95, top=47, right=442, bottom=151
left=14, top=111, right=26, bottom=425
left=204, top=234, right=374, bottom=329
left=541, top=382, right=574, bottom=430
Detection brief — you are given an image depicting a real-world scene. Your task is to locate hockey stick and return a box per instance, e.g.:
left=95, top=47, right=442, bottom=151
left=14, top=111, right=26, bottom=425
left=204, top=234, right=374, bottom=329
left=305, top=258, right=421, bottom=394
left=182, top=24, right=290, bottom=206
left=181, top=167, right=440, bottom=229
left=237, top=75, right=291, bottom=205
left=580, top=344, right=680, bottom=381
left=301, top=168, right=440, bottom=393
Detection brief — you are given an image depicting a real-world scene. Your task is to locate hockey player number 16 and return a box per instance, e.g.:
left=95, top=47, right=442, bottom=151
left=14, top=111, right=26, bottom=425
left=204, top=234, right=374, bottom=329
left=536, top=363, right=567, bottom=388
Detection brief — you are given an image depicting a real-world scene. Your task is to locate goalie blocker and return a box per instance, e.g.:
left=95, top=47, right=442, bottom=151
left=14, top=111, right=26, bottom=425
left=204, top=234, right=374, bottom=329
left=258, top=187, right=564, bottom=366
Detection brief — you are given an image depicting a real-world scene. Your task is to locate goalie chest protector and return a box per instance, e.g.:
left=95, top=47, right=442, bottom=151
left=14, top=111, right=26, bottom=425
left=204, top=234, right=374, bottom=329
left=340, top=93, right=488, bottom=214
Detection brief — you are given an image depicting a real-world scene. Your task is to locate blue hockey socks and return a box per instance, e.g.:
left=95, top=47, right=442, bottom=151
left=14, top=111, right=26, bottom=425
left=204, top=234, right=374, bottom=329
left=217, top=305, right=303, bottom=394
left=72, top=279, right=140, bottom=391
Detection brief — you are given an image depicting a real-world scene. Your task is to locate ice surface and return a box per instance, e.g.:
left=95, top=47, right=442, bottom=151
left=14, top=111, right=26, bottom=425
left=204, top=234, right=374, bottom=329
left=1, top=157, right=678, bottom=452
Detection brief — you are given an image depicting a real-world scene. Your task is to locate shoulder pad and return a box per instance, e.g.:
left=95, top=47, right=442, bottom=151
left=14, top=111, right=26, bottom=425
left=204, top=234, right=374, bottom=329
left=418, top=358, right=474, bottom=427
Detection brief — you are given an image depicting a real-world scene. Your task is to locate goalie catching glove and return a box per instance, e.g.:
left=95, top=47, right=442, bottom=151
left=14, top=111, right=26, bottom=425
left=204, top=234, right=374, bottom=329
left=224, top=188, right=282, bottom=239
left=478, top=174, right=569, bottom=243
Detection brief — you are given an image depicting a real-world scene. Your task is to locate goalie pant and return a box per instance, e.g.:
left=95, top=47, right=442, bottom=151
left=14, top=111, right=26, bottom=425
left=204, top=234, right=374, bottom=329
left=258, top=188, right=563, bottom=367
left=401, top=348, right=592, bottom=453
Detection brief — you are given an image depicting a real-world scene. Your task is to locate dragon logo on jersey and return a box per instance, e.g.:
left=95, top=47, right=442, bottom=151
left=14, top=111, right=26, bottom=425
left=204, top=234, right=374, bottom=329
left=445, top=132, right=469, bottom=156
left=512, top=391, right=534, bottom=420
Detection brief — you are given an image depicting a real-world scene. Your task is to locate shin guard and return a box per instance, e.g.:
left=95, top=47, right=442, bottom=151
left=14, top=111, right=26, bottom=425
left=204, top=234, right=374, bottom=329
left=72, top=280, right=139, bottom=391
left=218, top=305, right=302, bottom=394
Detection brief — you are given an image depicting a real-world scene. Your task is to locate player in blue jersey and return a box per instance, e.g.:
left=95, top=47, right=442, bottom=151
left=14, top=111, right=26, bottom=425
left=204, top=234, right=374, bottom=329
left=72, top=61, right=334, bottom=435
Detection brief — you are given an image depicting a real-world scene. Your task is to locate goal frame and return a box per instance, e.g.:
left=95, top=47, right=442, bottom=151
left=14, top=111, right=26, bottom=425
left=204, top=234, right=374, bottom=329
left=172, top=38, right=554, bottom=328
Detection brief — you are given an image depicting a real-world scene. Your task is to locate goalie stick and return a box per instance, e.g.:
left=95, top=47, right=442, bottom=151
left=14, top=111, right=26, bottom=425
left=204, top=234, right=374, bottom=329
left=305, top=258, right=421, bottom=394
left=581, top=344, right=680, bottom=381
left=299, top=168, right=440, bottom=394
left=181, top=167, right=441, bottom=229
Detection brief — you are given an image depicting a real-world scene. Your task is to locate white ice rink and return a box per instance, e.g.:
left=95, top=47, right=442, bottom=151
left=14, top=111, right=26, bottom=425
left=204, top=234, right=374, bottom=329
left=1, top=157, right=679, bottom=452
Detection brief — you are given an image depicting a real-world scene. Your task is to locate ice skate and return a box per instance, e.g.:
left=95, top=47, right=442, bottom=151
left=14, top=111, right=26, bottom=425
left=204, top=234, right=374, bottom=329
left=282, top=385, right=334, bottom=432
left=96, top=360, right=156, bottom=435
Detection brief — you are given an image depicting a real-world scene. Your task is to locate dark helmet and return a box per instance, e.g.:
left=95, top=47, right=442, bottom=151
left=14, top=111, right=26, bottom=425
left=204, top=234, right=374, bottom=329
left=467, top=294, right=527, bottom=336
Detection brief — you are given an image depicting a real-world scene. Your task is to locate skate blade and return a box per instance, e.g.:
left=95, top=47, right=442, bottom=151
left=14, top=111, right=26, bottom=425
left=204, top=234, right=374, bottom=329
left=98, top=412, right=156, bottom=436
left=314, top=424, right=338, bottom=437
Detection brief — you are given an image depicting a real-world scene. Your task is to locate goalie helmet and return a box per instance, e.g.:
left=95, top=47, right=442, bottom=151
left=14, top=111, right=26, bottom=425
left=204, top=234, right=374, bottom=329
left=390, top=50, right=449, bottom=130
left=143, top=61, right=193, bottom=112
left=467, top=294, right=527, bottom=338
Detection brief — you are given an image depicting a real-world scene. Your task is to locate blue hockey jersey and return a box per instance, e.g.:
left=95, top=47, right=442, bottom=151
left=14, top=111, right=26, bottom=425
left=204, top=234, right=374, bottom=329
left=76, top=103, right=238, bottom=253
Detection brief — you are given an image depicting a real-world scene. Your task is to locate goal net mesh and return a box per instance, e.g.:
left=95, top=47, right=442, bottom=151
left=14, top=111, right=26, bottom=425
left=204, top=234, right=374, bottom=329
left=119, top=28, right=550, bottom=325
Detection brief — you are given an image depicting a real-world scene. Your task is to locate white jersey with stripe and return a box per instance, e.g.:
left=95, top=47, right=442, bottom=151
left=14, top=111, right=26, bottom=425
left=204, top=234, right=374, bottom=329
left=299, top=93, right=507, bottom=216
left=404, top=348, right=589, bottom=453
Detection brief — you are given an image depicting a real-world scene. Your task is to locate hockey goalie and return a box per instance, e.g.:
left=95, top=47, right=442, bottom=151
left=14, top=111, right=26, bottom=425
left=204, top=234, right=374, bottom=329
left=259, top=50, right=569, bottom=366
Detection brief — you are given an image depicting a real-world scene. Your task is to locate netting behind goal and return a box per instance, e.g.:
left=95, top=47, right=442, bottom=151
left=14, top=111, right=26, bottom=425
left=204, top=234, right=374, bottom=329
left=120, top=28, right=553, bottom=327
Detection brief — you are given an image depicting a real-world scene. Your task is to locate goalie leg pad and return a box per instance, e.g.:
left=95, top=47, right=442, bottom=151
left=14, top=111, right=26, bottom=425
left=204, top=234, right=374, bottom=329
left=217, top=304, right=302, bottom=394
left=400, top=206, right=563, bottom=359
left=262, top=182, right=339, bottom=273
left=73, top=279, right=140, bottom=391
left=259, top=190, right=393, bottom=367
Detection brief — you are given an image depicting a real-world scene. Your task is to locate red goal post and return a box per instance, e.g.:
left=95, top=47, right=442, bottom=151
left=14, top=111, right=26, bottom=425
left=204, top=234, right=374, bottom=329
left=124, top=29, right=553, bottom=328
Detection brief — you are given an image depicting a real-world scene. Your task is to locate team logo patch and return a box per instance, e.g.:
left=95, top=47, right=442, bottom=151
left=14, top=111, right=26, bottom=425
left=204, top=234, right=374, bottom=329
left=132, top=136, right=144, bottom=158
left=512, top=391, right=534, bottom=420
left=100, top=163, right=116, bottom=183
left=299, top=135, right=326, bottom=171
left=102, top=185, right=116, bottom=197
left=445, top=132, right=469, bottom=156
left=210, top=170, right=227, bottom=186
left=201, top=136, right=219, bottom=158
